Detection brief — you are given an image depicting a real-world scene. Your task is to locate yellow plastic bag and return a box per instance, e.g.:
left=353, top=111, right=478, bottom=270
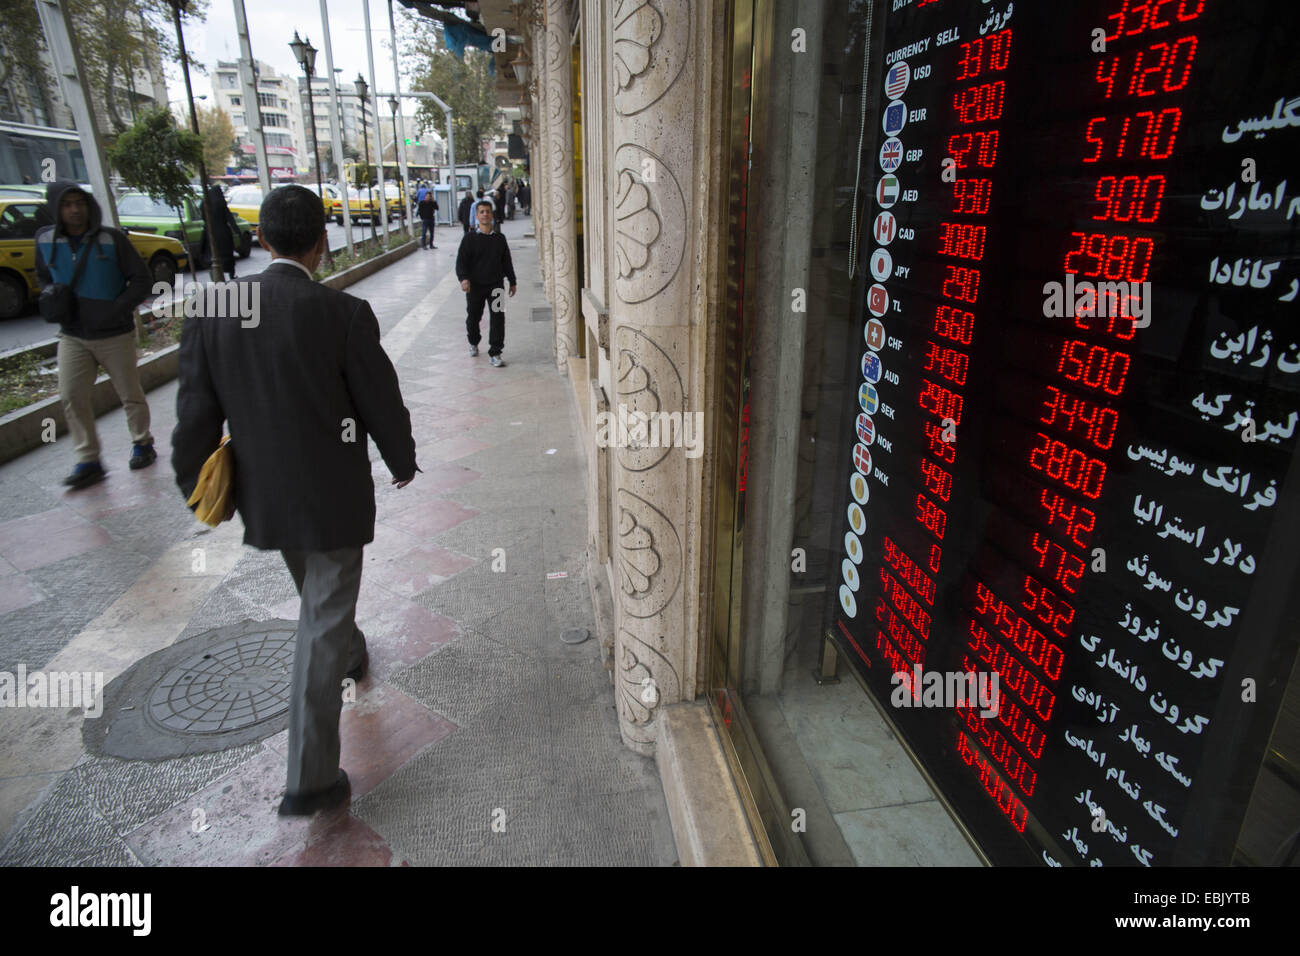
left=187, top=435, right=236, bottom=526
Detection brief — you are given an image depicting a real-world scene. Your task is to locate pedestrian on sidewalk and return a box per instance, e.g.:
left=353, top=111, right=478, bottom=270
left=172, top=184, right=419, bottom=817
left=418, top=189, right=437, bottom=249
left=456, top=200, right=516, bottom=367
left=34, top=180, right=155, bottom=489
left=205, top=182, right=240, bottom=281
left=457, top=190, right=475, bottom=234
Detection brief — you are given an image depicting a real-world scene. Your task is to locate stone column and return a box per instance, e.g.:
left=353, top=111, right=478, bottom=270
left=605, top=0, right=728, bottom=754
left=543, top=0, right=579, bottom=369
left=530, top=4, right=553, bottom=306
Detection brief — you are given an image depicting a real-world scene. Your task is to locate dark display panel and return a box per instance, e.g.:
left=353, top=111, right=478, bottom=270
left=828, top=0, right=1300, bottom=865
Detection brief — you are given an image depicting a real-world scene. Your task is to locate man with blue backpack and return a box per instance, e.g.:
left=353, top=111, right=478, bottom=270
left=35, top=181, right=155, bottom=489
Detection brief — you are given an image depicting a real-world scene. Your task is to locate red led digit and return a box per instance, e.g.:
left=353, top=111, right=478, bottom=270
left=920, top=458, right=954, bottom=501
left=942, top=264, right=981, bottom=302
left=934, top=305, right=975, bottom=345
left=915, top=492, right=948, bottom=540
left=919, top=379, right=964, bottom=424
left=1096, top=56, right=1120, bottom=98
left=1021, top=575, right=1075, bottom=641
left=1063, top=232, right=1153, bottom=282
left=1029, top=432, right=1108, bottom=498
left=1039, top=490, right=1097, bottom=551
left=1057, top=339, right=1132, bottom=395
left=1092, top=174, right=1166, bottom=223
left=924, top=341, right=970, bottom=387
left=952, top=80, right=1005, bottom=124
left=987, top=29, right=1012, bottom=71
left=1137, top=107, right=1181, bottom=159
left=928, top=544, right=942, bottom=574
left=924, top=419, right=957, bottom=463
left=952, top=179, right=993, bottom=215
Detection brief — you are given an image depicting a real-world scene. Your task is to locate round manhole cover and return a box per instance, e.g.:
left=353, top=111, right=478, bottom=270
left=146, top=629, right=295, bottom=734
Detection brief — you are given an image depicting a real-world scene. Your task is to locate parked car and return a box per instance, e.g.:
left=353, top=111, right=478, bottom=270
left=346, top=186, right=385, bottom=223
left=116, top=189, right=254, bottom=264
left=0, top=196, right=188, bottom=319
left=300, top=182, right=345, bottom=224
left=224, top=184, right=268, bottom=229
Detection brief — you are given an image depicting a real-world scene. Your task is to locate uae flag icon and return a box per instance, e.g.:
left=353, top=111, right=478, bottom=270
left=876, top=175, right=900, bottom=209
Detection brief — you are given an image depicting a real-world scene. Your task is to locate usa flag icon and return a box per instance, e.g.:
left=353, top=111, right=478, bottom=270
left=886, top=61, right=910, bottom=99
left=883, top=100, right=907, bottom=136
left=879, top=136, right=903, bottom=172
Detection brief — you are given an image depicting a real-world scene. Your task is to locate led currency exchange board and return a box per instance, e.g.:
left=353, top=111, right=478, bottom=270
left=828, top=0, right=1300, bottom=865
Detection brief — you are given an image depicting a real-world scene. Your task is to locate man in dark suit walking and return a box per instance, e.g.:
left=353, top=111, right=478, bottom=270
left=172, top=185, right=418, bottom=816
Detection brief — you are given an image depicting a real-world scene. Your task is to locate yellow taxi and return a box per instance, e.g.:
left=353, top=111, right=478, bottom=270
left=299, top=182, right=344, bottom=224
left=346, top=186, right=384, bottom=223
left=0, top=196, right=189, bottom=319
left=224, top=184, right=267, bottom=228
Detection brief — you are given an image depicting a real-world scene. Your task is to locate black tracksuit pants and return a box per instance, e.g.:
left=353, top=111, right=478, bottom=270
left=466, top=281, right=506, bottom=356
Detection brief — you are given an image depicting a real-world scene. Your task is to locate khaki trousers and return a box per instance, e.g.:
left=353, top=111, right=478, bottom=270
left=57, top=331, right=153, bottom=464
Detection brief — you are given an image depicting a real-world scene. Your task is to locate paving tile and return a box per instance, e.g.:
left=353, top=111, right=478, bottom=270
left=3, top=521, right=113, bottom=572
left=0, top=573, right=45, bottom=616
left=338, top=682, right=456, bottom=798
left=364, top=544, right=476, bottom=598
left=380, top=497, right=479, bottom=540
left=268, top=814, right=399, bottom=866
left=354, top=587, right=461, bottom=676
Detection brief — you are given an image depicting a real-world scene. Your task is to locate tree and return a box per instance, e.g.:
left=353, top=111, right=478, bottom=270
left=196, top=104, right=236, bottom=177
left=400, top=13, right=499, bottom=166
left=107, top=107, right=204, bottom=276
left=0, top=1, right=56, bottom=125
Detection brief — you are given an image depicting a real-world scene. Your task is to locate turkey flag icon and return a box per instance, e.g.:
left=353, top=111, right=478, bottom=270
left=868, top=283, right=889, bottom=317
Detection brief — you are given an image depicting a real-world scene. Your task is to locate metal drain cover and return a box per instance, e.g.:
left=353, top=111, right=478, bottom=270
left=146, top=630, right=294, bottom=734
left=85, top=620, right=300, bottom=760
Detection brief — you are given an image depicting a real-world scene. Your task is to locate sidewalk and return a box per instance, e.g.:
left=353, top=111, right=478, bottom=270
left=0, top=218, right=678, bottom=866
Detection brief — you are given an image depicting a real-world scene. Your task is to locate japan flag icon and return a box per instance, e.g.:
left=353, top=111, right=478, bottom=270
left=864, top=318, right=886, bottom=351
left=868, top=283, right=889, bottom=317
left=870, top=248, right=893, bottom=282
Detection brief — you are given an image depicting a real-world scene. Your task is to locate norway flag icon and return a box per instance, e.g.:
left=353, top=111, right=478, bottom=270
left=856, top=412, right=876, bottom=445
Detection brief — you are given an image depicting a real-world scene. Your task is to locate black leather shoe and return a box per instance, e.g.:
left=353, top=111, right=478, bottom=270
left=346, top=648, right=368, bottom=683
left=278, top=770, right=350, bottom=817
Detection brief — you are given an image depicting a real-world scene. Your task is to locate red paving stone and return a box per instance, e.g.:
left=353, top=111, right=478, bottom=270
left=364, top=544, right=475, bottom=598
left=0, top=573, right=44, bottom=615
left=125, top=748, right=348, bottom=866
left=417, top=435, right=494, bottom=463
left=3, top=520, right=112, bottom=572
left=337, top=683, right=456, bottom=798
left=354, top=592, right=460, bottom=675
left=381, top=498, right=479, bottom=540
left=268, top=814, right=401, bottom=867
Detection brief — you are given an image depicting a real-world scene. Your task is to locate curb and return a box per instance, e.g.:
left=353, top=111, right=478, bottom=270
left=0, top=239, right=420, bottom=466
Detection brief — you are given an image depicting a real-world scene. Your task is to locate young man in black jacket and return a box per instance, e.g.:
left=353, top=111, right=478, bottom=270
left=455, top=201, right=516, bottom=367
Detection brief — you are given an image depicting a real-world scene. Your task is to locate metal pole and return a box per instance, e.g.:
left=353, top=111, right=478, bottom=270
left=232, top=0, right=271, bottom=194
left=318, top=0, right=354, bottom=255
left=359, top=99, right=377, bottom=243
left=34, top=0, right=118, bottom=229
left=386, top=0, right=412, bottom=236
left=362, top=0, right=388, bottom=242
left=302, top=73, right=332, bottom=267
left=170, top=1, right=221, bottom=281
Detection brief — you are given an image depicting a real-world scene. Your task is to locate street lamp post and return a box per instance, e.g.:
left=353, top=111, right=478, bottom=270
left=354, top=74, right=378, bottom=244
left=166, top=0, right=220, bottom=281
left=388, top=96, right=405, bottom=229
left=290, top=30, right=332, bottom=267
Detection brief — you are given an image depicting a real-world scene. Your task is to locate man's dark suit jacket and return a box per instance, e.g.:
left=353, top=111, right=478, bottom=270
left=172, top=260, right=417, bottom=552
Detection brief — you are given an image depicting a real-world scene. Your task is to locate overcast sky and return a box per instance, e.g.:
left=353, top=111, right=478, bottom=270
left=167, top=0, right=439, bottom=110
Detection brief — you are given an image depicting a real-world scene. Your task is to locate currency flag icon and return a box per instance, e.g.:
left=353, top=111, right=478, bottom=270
left=868, top=282, right=889, bottom=317
left=883, top=100, right=907, bottom=136
left=871, top=248, right=893, bottom=282
left=873, top=211, right=897, bottom=245
left=886, top=61, right=910, bottom=99
left=853, top=442, right=873, bottom=476
left=865, top=318, right=886, bottom=351
left=856, top=412, right=876, bottom=444
left=845, top=530, right=863, bottom=564
left=847, top=501, right=866, bottom=534
left=861, top=351, right=882, bottom=384
left=840, top=584, right=858, bottom=619
left=876, top=175, right=900, bottom=209
left=843, top=558, right=861, bottom=592
left=859, top=382, right=879, bottom=414
left=879, top=137, right=903, bottom=172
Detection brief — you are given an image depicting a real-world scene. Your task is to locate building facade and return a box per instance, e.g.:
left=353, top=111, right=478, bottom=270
left=212, top=60, right=305, bottom=179
left=468, top=0, right=1300, bottom=868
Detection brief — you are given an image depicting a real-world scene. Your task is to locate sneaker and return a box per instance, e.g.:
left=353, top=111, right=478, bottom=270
left=129, top=442, right=157, bottom=470
left=490, top=355, right=504, bottom=368
left=469, top=344, right=479, bottom=357
left=62, top=461, right=106, bottom=489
